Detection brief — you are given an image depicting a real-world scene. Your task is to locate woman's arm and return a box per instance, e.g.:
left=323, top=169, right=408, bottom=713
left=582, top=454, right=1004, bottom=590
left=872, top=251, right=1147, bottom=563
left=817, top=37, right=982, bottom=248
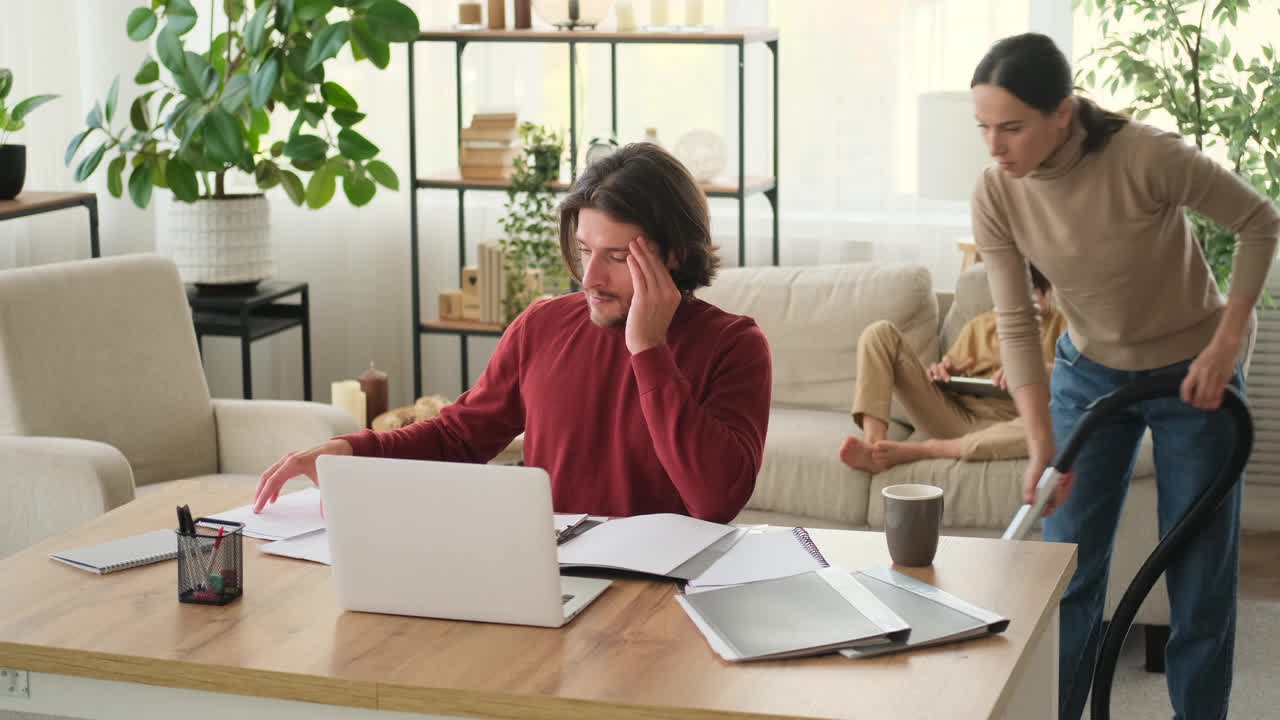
left=972, top=172, right=1071, bottom=510
left=1139, top=128, right=1280, bottom=407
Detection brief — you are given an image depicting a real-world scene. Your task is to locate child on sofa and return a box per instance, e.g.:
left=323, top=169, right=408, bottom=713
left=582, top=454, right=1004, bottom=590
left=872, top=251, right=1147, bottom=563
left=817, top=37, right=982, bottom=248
left=839, top=265, right=1063, bottom=473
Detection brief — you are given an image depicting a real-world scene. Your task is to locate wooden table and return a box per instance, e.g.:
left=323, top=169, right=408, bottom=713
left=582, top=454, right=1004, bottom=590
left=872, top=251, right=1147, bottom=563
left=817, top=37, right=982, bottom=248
left=0, top=481, right=1075, bottom=720
left=0, top=191, right=100, bottom=259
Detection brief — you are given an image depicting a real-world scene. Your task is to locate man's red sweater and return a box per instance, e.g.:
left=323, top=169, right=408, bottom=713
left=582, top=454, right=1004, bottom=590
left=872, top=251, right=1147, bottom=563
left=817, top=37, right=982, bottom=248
left=340, top=293, right=771, bottom=523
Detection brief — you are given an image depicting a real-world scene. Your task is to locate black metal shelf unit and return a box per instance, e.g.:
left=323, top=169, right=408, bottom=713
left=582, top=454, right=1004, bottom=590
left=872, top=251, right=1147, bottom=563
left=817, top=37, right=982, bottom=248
left=406, top=27, right=780, bottom=397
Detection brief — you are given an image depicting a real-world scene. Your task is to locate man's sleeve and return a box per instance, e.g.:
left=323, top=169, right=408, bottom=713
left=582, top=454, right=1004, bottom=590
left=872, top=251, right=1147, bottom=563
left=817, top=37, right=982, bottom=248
left=338, top=310, right=529, bottom=463
left=631, top=319, right=772, bottom=524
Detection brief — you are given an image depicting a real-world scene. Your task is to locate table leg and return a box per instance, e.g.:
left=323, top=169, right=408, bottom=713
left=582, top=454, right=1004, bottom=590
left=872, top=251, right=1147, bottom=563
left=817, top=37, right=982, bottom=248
left=301, top=288, right=312, bottom=401
left=1001, top=606, right=1058, bottom=719
left=86, top=197, right=100, bottom=258
left=460, top=336, right=470, bottom=394
left=240, top=307, right=253, bottom=399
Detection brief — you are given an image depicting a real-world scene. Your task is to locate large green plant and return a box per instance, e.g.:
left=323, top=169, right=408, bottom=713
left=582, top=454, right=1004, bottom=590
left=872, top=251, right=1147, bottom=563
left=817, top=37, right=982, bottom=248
left=1075, top=0, right=1280, bottom=292
left=499, top=122, right=570, bottom=325
left=65, top=0, right=418, bottom=210
left=0, top=69, right=58, bottom=148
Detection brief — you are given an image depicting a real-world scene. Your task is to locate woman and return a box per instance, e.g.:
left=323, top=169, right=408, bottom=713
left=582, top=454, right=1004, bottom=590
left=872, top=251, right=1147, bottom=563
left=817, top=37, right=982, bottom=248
left=969, top=33, right=1278, bottom=720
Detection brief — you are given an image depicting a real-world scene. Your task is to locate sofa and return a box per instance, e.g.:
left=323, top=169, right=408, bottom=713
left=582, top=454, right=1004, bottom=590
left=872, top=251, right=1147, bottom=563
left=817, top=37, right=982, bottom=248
left=699, top=262, right=1233, bottom=669
left=0, top=255, right=359, bottom=559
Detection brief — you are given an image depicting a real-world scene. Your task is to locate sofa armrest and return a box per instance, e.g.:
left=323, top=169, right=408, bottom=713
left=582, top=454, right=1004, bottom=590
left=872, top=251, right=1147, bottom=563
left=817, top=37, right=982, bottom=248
left=212, top=399, right=361, bottom=476
left=0, top=436, right=136, bottom=558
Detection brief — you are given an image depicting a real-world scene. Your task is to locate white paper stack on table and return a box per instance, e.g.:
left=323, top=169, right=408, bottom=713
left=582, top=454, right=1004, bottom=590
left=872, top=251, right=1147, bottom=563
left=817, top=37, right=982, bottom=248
left=211, top=487, right=326, bottom=541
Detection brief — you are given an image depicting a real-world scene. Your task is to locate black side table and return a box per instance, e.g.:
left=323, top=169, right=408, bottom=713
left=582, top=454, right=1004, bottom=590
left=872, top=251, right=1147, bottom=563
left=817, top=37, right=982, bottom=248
left=185, top=281, right=312, bottom=401
left=0, top=191, right=100, bottom=259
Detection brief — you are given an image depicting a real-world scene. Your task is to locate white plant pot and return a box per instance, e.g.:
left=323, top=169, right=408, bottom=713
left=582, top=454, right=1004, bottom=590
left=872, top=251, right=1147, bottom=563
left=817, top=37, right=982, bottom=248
left=156, top=194, right=274, bottom=286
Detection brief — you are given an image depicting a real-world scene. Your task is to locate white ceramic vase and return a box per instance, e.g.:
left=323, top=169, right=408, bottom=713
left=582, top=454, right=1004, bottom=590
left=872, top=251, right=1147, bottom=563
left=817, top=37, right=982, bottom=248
left=156, top=194, right=274, bottom=286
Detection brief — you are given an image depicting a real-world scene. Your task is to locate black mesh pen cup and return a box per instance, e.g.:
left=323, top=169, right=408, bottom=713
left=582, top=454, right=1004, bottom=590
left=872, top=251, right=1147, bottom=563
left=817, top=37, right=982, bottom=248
left=177, top=518, right=244, bottom=605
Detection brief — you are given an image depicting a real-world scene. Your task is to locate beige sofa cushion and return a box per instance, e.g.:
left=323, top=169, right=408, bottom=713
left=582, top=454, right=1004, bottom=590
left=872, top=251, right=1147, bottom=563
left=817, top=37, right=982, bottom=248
left=865, top=431, right=1157, bottom=529
left=750, top=407, right=911, bottom=526
left=0, top=255, right=217, bottom=486
left=698, top=263, right=939, bottom=414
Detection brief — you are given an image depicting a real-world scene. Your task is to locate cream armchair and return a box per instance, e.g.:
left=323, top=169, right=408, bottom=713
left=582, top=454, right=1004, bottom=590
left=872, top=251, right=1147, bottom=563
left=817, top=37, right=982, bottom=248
left=0, top=255, right=358, bottom=558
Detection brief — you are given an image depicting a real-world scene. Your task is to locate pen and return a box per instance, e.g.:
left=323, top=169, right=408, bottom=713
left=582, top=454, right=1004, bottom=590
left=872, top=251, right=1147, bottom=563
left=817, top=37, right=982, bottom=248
left=202, top=526, right=225, bottom=579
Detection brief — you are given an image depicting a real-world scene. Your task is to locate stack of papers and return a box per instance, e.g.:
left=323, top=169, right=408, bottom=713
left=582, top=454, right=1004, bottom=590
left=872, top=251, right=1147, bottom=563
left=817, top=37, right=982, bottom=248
left=210, top=488, right=326, bottom=541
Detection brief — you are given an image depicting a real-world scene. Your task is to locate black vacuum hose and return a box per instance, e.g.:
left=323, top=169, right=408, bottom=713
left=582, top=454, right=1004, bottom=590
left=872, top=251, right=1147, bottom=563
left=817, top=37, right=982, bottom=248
left=1047, top=374, right=1253, bottom=720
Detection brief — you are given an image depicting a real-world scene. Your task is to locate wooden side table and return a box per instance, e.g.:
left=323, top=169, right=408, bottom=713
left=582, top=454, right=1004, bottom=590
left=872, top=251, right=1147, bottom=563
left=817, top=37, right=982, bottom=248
left=0, top=191, right=100, bottom=259
left=185, top=281, right=312, bottom=401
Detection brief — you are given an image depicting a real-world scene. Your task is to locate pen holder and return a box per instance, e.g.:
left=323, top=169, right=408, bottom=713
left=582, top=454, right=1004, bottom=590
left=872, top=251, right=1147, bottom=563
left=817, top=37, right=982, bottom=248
left=177, top=518, right=244, bottom=606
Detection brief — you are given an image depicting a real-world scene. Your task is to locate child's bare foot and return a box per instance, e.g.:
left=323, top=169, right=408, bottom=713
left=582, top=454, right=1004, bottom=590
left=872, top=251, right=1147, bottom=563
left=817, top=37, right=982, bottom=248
left=839, top=436, right=883, bottom=473
left=870, top=440, right=932, bottom=470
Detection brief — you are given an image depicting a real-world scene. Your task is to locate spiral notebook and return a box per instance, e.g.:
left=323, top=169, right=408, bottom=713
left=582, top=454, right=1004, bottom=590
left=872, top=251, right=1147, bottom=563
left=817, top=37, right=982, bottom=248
left=49, top=529, right=177, bottom=575
left=686, top=527, right=829, bottom=590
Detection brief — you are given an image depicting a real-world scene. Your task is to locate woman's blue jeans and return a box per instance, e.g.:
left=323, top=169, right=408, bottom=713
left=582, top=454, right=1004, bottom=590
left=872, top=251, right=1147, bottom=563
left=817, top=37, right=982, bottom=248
left=1045, top=333, right=1243, bottom=720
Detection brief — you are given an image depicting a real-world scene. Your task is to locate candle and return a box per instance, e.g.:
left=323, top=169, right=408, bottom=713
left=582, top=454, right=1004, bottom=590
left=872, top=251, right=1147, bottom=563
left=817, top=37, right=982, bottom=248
left=487, top=0, right=505, bottom=29
left=685, top=0, right=703, bottom=27
left=614, top=0, right=636, bottom=31
left=331, top=380, right=366, bottom=428
left=458, top=1, right=482, bottom=26
left=650, top=0, right=669, bottom=27
left=569, top=0, right=580, bottom=23
left=358, top=362, right=389, bottom=430
left=514, top=0, right=532, bottom=28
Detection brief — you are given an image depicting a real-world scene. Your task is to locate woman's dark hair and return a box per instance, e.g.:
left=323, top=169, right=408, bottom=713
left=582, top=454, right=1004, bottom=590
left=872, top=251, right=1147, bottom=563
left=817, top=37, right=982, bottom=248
left=1029, top=263, right=1051, bottom=295
left=558, top=143, right=719, bottom=293
left=971, top=32, right=1128, bottom=154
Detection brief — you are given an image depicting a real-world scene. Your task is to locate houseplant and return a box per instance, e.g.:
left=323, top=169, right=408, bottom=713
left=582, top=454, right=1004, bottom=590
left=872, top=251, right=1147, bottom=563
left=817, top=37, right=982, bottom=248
left=0, top=69, right=59, bottom=199
left=66, top=0, right=418, bottom=287
left=499, top=122, right=570, bottom=324
left=1074, top=0, right=1280, bottom=292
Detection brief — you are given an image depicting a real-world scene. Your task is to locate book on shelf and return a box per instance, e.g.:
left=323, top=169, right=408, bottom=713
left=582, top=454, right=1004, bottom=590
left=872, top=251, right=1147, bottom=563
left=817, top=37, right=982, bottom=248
left=461, top=126, right=520, bottom=144
left=461, top=146, right=520, bottom=168
left=459, top=164, right=514, bottom=180
left=470, top=111, right=519, bottom=129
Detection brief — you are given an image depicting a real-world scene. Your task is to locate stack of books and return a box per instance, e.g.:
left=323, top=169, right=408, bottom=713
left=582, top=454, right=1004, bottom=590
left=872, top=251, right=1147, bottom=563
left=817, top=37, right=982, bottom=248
left=460, top=112, right=520, bottom=180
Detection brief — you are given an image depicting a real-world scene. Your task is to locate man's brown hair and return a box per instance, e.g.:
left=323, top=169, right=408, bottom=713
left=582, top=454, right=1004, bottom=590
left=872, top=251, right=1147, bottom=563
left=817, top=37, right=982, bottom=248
left=558, top=143, right=720, bottom=293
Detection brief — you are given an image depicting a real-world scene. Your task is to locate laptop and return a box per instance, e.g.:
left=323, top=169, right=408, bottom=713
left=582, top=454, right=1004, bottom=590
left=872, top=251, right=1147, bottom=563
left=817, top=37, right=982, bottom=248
left=316, top=455, right=611, bottom=628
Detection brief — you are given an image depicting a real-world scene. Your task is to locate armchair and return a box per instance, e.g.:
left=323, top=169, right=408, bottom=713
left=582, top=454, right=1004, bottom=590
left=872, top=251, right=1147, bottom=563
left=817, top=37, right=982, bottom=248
left=0, top=255, right=357, bottom=557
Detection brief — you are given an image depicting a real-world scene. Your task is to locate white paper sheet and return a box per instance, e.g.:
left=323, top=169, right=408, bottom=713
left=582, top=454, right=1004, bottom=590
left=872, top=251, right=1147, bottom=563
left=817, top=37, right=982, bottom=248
left=556, top=513, right=734, bottom=576
left=686, top=530, right=826, bottom=588
left=554, top=513, right=588, bottom=534
left=260, top=529, right=332, bottom=565
left=209, top=487, right=325, bottom=541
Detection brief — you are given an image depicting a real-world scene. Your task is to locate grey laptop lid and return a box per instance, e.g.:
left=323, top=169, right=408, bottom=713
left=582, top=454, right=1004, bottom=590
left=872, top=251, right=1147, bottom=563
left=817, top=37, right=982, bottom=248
left=317, top=455, right=579, bottom=627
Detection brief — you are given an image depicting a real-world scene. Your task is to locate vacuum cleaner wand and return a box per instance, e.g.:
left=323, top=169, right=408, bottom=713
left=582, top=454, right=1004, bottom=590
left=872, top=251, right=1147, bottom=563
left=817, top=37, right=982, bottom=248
left=999, top=373, right=1253, bottom=720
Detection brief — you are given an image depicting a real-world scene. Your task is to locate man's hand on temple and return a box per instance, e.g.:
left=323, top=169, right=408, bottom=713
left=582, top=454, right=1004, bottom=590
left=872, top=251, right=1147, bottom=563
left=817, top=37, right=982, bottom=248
left=625, top=235, right=682, bottom=355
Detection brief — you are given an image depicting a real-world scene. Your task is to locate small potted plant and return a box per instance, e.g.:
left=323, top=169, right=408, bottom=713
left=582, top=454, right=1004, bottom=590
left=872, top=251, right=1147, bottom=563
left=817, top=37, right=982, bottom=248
left=0, top=68, right=58, bottom=199
left=66, top=0, right=418, bottom=290
left=499, top=122, right=570, bottom=324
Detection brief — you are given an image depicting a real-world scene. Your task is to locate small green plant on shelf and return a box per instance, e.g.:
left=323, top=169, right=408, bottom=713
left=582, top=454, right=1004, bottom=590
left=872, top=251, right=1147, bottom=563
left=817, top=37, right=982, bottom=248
left=0, top=69, right=59, bottom=148
left=499, top=122, right=570, bottom=325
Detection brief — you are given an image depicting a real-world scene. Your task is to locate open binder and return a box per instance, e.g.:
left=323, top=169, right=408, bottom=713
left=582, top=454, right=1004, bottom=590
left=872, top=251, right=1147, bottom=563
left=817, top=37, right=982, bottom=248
left=677, top=567, right=911, bottom=662
left=556, top=513, right=745, bottom=580
left=839, top=566, right=1010, bottom=659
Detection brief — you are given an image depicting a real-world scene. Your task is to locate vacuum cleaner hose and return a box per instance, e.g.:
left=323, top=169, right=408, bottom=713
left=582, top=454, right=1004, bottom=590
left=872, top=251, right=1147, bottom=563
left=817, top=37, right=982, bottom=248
left=1049, top=374, right=1254, bottom=720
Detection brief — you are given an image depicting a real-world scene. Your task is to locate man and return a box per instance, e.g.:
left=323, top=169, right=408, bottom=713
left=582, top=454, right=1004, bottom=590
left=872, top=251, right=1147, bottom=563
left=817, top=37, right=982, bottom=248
left=253, top=144, right=772, bottom=524
left=839, top=265, right=1063, bottom=472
